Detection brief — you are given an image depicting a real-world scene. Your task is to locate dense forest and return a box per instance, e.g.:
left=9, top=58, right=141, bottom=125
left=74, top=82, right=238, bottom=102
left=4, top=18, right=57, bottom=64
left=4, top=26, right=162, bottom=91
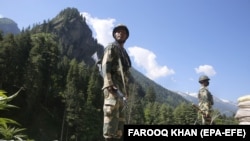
left=0, top=7, right=238, bottom=141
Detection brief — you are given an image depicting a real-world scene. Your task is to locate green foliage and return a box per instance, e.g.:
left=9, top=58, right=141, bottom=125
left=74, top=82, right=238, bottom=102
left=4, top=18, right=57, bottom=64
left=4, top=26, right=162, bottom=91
left=173, top=103, right=197, bottom=125
left=0, top=7, right=238, bottom=141
left=144, top=102, right=162, bottom=125
left=0, top=88, right=32, bottom=140
left=126, top=83, right=145, bottom=124
left=211, top=109, right=238, bottom=125
left=0, top=126, right=27, bottom=140
left=158, top=104, right=174, bottom=125
left=0, top=89, right=21, bottom=111
left=144, top=86, right=156, bottom=103
left=0, top=118, right=20, bottom=128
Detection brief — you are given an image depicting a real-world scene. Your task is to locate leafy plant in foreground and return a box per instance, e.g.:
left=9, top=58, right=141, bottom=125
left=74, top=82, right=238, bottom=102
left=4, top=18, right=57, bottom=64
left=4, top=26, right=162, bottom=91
left=0, top=87, right=33, bottom=141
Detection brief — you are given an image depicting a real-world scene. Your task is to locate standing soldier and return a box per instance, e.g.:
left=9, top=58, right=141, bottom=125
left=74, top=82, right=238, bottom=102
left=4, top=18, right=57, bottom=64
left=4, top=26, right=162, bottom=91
left=101, top=24, right=131, bottom=141
left=197, top=75, right=214, bottom=125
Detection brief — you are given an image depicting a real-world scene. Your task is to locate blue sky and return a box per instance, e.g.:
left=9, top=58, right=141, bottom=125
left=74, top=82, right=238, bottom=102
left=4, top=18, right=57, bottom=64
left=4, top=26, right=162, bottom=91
left=1, top=0, right=249, bottom=103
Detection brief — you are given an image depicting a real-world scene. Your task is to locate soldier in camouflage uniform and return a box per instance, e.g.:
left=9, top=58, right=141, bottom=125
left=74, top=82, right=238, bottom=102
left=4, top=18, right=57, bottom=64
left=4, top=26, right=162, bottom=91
left=101, top=24, right=131, bottom=141
left=198, top=75, right=214, bottom=125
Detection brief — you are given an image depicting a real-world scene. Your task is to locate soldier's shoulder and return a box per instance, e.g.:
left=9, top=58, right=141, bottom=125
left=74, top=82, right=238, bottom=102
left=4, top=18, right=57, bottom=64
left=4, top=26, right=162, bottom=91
left=199, top=87, right=207, bottom=92
left=105, top=43, right=112, bottom=49
left=105, top=42, right=117, bottom=50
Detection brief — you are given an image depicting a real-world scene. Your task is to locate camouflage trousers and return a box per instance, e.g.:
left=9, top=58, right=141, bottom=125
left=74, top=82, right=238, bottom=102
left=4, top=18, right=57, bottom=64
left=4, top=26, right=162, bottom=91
left=200, top=113, right=212, bottom=125
left=198, top=103, right=212, bottom=125
left=103, top=88, right=125, bottom=139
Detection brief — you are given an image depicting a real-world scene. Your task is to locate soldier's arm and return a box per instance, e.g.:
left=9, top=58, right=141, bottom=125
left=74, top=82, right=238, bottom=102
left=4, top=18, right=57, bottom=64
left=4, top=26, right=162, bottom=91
left=209, top=93, right=214, bottom=105
left=102, top=45, right=114, bottom=89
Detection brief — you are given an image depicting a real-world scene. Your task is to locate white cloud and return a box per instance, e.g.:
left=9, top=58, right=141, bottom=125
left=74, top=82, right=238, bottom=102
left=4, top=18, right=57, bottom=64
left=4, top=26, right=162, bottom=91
left=128, top=46, right=175, bottom=80
left=81, top=12, right=175, bottom=80
left=80, top=12, right=115, bottom=47
left=0, top=14, right=3, bottom=18
left=195, top=65, right=216, bottom=76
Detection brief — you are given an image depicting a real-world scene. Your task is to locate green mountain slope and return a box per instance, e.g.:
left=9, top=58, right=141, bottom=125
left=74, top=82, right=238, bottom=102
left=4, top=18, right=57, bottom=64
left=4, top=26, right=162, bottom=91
left=2, top=7, right=230, bottom=141
left=29, top=7, right=188, bottom=106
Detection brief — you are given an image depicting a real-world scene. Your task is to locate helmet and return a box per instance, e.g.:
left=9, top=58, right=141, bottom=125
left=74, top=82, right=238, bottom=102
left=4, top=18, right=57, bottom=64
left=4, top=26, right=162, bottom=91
left=112, top=24, right=129, bottom=40
left=199, top=75, right=210, bottom=82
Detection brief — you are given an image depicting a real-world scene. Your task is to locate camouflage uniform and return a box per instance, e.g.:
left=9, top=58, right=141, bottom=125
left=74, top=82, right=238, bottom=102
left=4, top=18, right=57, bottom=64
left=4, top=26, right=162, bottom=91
left=101, top=41, right=131, bottom=140
left=198, top=86, right=214, bottom=125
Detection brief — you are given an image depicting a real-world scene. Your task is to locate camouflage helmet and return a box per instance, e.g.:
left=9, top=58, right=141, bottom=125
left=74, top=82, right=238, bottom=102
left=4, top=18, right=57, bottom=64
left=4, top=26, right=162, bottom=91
left=112, top=24, right=129, bottom=40
left=199, top=75, right=210, bottom=83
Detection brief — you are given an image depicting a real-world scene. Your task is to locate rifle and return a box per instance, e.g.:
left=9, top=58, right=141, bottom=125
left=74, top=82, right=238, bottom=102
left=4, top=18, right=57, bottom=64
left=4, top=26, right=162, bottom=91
left=192, top=103, right=202, bottom=113
left=117, top=57, right=129, bottom=112
left=192, top=103, right=210, bottom=118
left=191, top=103, right=211, bottom=120
left=116, top=88, right=128, bottom=112
left=93, top=52, right=128, bottom=112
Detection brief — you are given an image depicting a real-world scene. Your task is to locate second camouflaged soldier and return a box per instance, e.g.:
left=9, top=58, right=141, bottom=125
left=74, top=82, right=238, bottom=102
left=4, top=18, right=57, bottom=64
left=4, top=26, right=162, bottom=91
left=101, top=24, right=131, bottom=141
left=197, top=75, right=214, bottom=125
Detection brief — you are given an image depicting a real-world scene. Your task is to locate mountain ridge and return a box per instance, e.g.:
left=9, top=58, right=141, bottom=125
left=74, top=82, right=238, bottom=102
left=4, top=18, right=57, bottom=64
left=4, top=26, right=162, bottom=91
left=0, top=7, right=237, bottom=115
left=0, top=17, right=20, bottom=35
left=175, top=91, right=237, bottom=116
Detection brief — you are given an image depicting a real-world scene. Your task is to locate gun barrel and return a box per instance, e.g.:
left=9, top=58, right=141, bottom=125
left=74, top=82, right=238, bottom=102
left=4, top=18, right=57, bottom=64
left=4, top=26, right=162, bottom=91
left=117, top=89, right=124, bottom=98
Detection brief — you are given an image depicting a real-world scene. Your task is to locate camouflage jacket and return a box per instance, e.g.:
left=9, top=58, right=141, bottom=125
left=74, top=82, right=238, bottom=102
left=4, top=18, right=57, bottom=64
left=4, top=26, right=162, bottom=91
left=101, top=41, right=131, bottom=93
left=198, top=86, right=214, bottom=107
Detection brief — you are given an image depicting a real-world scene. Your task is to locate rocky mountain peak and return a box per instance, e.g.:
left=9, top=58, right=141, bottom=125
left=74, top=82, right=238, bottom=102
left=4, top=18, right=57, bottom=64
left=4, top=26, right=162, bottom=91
left=0, top=17, right=20, bottom=35
left=31, top=7, right=104, bottom=65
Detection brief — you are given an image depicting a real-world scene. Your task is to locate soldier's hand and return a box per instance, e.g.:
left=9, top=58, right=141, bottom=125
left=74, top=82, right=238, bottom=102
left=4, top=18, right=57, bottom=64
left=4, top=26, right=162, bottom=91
left=205, top=112, right=209, bottom=118
left=107, top=86, right=112, bottom=91
left=107, top=85, right=118, bottom=93
left=125, top=95, right=128, bottom=100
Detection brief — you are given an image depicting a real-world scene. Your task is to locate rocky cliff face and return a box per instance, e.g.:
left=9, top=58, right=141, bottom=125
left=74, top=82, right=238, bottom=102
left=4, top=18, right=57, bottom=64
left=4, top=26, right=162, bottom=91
left=0, top=17, right=20, bottom=35
left=0, top=7, right=189, bottom=108
left=31, top=7, right=104, bottom=65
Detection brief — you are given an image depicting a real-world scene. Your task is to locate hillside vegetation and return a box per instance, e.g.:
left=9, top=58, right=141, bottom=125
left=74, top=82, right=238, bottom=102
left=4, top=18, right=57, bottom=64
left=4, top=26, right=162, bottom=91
left=0, top=7, right=238, bottom=141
